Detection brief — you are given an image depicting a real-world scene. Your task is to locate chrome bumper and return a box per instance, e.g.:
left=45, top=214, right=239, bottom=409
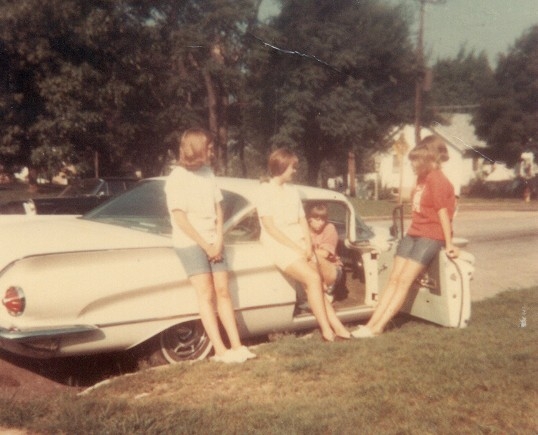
left=0, top=324, right=98, bottom=341
left=0, top=324, right=99, bottom=357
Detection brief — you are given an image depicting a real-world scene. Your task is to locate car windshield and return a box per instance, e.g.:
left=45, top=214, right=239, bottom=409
left=59, top=179, right=102, bottom=197
left=82, top=179, right=249, bottom=236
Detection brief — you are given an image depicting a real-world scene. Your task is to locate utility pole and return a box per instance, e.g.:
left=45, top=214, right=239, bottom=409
left=414, top=0, right=425, bottom=146
left=393, top=134, right=410, bottom=204
left=414, top=0, right=445, bottom=146
left=348, top=151, right=356, bottom=197
left=94, top=151, right=99, bottom=178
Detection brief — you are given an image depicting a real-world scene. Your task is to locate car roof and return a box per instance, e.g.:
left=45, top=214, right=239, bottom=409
left=152, top=175, right=351, bottom=205
left=219, top=177, right=350, bottom=203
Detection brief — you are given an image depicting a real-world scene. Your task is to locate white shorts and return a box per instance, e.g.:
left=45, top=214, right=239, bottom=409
left=261, top=234, right=307, bottom=271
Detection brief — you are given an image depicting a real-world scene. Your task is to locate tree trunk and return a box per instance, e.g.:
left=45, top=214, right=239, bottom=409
left=202, top=69, right=221, bottom=172
left=238, top=140, right=247, bottom=177
left=27, top=167, right=38, bottom=193
left=304, top=149, right=321, bottom=186
left=218, top=93, right=229, bottom=175
left=348, top=151, right=356, bottom=197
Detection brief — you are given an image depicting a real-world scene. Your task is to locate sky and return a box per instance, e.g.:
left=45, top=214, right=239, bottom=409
left=258, top=0, right=538, bottom=66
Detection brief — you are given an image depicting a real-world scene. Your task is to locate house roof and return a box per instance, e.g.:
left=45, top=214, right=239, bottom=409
left=386, top=114, right=488, bottom=158
left=429, top=113, right=487, bottom=155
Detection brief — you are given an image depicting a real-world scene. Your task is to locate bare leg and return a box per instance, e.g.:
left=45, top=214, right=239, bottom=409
left=324, top=296, right=351, bottom=338
left=307, top=260, right=349, bottom=337
left=365, top=256, right=408, bottom=329
left=189, top=273, right=228, bottom=356
left=317, top=257, right=338, bottom=288
left=368, top=259, right=425, bottom=335
left=212, top=271, right=242, bottom=350
left=285, top=259, right=336, bottom=341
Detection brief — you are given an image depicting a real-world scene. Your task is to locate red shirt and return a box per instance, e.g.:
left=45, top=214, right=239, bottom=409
left=310, top=222, right=339, bottom=255
left=407, top=169, right=455, bottom=241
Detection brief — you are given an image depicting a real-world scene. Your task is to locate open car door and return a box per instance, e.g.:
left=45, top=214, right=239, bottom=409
left=388, top=206, right=474, bottom=328
left=401, top=250, right=474, bottom=328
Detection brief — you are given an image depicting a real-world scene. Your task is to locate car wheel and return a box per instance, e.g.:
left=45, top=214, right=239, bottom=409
left=159, top=320, right=212, bottom=363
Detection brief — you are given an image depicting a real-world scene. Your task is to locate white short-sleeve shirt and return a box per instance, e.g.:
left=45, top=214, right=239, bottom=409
left=165, top=165, right=223, bottom=248
left=257, top=180, right=305, bottom=243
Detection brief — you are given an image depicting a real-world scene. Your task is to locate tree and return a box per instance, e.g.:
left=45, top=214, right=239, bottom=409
left=429, top=47, right=494, bottom=110
left=249, top=0, right=416, bottom=185
left=0, top=0, right=162, bottom=177
left=162, top=0, right=261, bottom=174
left=473, top=25, right=538, bottom=165
left=0, top=0, right=261, bottom=178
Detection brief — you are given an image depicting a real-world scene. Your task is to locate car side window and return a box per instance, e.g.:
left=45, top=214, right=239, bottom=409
left=106, top=181, right=125, bottom=195
left=221, top=190, right=249, bottom=222
left=224, top=211, right=261, bottom=244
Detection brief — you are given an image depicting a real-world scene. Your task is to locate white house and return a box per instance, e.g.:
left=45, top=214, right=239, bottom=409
left=374, top=114, right=489, bottom=199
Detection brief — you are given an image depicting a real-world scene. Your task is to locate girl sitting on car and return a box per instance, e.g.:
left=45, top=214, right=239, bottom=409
left=257, top=148, right=351, bottom=342
left=352, top=135, right=459, bottom=338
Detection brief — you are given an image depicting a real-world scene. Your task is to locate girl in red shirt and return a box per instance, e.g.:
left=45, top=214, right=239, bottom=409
left=352, top=135, right=459, bottom=338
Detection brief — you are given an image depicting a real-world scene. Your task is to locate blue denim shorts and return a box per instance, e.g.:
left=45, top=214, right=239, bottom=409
left=396, top=235, right=444, bottom=266
left=174, top=245, right=229, bottom=277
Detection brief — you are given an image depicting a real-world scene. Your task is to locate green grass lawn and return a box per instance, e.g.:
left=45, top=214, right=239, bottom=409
left=2, top=287, right=536, bottom=435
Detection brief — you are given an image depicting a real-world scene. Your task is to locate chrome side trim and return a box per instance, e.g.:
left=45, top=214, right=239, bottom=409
left=0, top=303, right=294, bottom=343
left=94, top=302, right=294, bottom=329
left=0, top=325, right=98, bottom=341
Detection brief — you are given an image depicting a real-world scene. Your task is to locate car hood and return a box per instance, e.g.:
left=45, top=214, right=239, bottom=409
left=0, top=216, right=169, bottom=271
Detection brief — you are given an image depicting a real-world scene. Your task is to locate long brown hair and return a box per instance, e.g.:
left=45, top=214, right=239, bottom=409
left=267, top=147, right=298, bottom=177
left=178, top=128, right=213, bottom=170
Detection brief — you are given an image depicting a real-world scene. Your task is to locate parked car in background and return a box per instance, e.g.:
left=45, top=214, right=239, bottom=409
left=0, top=178, right=474, bottom=364
left=0, top=177, right=139, bottom=215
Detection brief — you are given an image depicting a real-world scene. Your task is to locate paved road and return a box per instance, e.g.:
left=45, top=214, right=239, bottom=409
left=454, top=209, right=538, bottom=301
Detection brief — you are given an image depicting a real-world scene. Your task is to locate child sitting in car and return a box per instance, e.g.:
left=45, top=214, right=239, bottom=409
left=306, top=202, right=343, bottom=301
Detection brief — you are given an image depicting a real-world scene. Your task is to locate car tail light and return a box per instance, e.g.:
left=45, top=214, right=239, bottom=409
left=2, top=286, right=25, bottom=316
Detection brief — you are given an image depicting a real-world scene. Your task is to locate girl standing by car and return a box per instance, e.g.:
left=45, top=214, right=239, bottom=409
left=165, top=128, right=255, bottom=363
left=258, top=148, right=351, bottom=342
left=352, top=135, right=459, bottom=338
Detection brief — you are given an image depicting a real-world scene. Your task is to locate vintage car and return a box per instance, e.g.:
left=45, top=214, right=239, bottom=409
left=0, top=177, right=139, bottom=215
left=0, top=177, right=474, bottom=364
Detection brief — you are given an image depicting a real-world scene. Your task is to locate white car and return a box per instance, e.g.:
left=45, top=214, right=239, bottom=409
left=0, top=177, right=474, bottom=363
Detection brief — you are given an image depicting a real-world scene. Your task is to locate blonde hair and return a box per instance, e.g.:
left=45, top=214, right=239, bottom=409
left=178, top=128, right=213, bottom=170
left=408, top=135, right=449, bottom=174
left=267, top=147, right=298, bottom=177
